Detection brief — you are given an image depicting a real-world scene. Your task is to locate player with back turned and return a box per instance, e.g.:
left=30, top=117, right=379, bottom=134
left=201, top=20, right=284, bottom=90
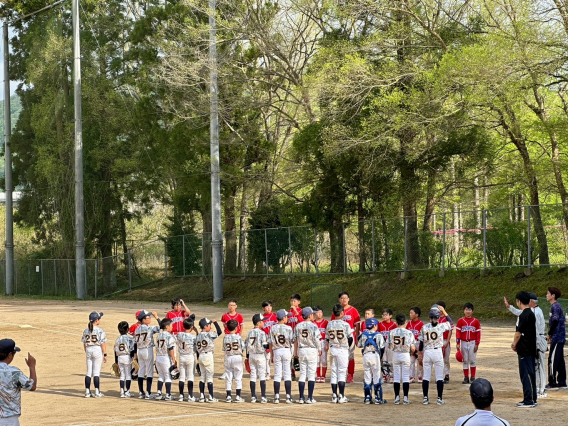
left=407, top=306, right=424, bottom=383
left=331, top=292, right=360, bottom=383
left=246, top=314, right=269, bottom=403
left=294, top=307, right=321, bottom=404
left=269, top=309, right=295, bottom=404
left=327, top=304, right=354, bottom=403
left=388, top=313, right=416, bottom=405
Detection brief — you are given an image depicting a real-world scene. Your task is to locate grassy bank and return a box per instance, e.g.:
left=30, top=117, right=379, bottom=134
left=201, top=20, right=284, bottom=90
left=106, top=266, right=568, bottom=320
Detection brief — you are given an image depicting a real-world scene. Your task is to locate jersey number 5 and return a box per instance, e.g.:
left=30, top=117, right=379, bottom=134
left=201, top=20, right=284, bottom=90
left=393, top=336, right=406, bottom=346
left=328, top=330, right=345, bottom=340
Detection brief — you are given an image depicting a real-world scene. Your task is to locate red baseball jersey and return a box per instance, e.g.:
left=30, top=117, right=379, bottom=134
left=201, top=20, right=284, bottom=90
left=331, top=306, right=361, bottom=330
left=438, top=315, right=454, bottom=340
left=314, top=318, right=329, bottom=340
left=379, top=320, right=397, bottom=341
left=262, top=312, right=278, bottom=335
left=222, top=312, right=245, bottom=334
left=128, top=322, right=140, bottom=336
left=406, top=319, right=424, bottom=341
left=287, top=307, right=304, bottom=331
left=456, top=317, right=481, bottom=345
left=166, top=310, right=190, bottom=335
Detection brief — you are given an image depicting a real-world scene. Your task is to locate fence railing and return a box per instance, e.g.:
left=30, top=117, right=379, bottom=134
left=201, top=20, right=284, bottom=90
left=1, top=203, right=568, bottom=297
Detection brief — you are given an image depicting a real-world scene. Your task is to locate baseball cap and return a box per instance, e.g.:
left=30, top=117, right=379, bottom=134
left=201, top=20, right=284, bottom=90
left=470, top=377, right=493, bottom=401
left=276, top=309, right=293, bottom=321
left=528, top=292, right=538, bottom=301
left=199, top=318, right=213, bottom=329
left=429, top=308, right=440, bottom=319
left=365, top=318, right=379, bottom=329
left=135, top=310, right=141, bottom=318
left=0, top=339, right=20, bottom=353
left=252, top=313, right=263, bottom=325
left=137, top=310, right=151, bottom=321
left=89, top=311, right=104, bottom=322
left=302, top=307, right=314, bottom=317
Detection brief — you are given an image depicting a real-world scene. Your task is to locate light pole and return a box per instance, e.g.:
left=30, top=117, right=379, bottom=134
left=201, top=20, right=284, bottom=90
left=3, top=22, right=13, bottom=295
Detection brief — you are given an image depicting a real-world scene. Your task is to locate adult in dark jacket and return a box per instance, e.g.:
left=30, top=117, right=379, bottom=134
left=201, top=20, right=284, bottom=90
left=546, top=287, right=566, bottom=390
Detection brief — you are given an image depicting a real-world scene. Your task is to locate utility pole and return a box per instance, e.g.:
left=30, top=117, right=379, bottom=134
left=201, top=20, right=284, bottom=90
left=3, top=23, right=13, bottom=295
left=73, top=0, right=86, bottom=299
left=209, top=0, right=223, bottom=302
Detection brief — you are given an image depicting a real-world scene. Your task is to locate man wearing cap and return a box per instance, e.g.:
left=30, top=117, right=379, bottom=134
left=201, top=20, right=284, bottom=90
left=504, top=292, right=547, bottom=398
left=0, top=339, right=37, bottom=426
left=455, top=378, right=510, bottom=426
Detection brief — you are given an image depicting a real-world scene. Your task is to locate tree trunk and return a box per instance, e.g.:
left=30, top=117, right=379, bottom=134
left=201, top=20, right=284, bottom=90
left=329, top=220, right=345, bottom=273
left=237, top=180, right=249, bottom=271
left=423, top=168, right=437, bottom=232
left=400, top=161, right=420, bottom=268
left=224, top=187, right=238, bottom=274
left=357, top=192, right=366, bottom=272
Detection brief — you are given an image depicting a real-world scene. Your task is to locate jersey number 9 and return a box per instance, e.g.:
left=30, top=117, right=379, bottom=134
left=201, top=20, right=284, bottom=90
left=196, top=340, right=208, bottom=350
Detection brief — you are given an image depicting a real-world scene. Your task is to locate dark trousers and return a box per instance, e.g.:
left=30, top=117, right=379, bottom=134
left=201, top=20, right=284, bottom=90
left=518, top=355, right=536, bottom=405
left=548, top=342, right=567, bottom=387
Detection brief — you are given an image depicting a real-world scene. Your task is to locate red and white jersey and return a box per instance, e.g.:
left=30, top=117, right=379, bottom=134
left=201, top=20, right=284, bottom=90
left=222, top=312, right=245, bottom=334
left=456, top=317, right=481, bottom=344
left=262, top=312, right=278, bottom=335
left=313, top=318, right=329, bottom=340
left=438, top=315, right=454, bottom=340
left=406, top=319, right=424, bottom=341
left=331, top=306, right=361, bottom=330
left=379, top=320, right=397, bottom=341
left=128, top=322, right=141, bottom=337
left=287, top=307, right=304, bottom=331
left=166, top=310, right=190, bottom=335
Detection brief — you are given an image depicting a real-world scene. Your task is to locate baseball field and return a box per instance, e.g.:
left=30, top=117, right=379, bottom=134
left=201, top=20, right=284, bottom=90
left=1, top=298, right=566, bottom=426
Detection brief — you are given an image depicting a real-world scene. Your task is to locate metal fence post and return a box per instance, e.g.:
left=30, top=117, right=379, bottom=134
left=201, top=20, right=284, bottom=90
left=54, top=259, right=57, bottom=296
left=288, top=227, right=293, bottom=275
left=527, top=206, right=532, bottom=267
left=442, top=213, right=446, bottom=272
left=182, top=235, right=186, bottom=277
left=68, top=260, right=72, bottom=296
left=41, top=259, right=44, bottom=296
left=265, top=229, right=269, bottom=277
left=404, top=217, right=408, bottom=272
left=483, top=209, right=487, bottom=270
left=342, top=223, right=347, bottom=274
left=314, top=228, right=319, bottom=276
left=371, top=220, right=376, bottom=273
left=128, top=250, right=132, bottom=291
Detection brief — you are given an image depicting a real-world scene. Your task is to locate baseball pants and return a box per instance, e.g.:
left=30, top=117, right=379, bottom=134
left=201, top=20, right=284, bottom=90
left=362, top=352, right=381, bottom=385
left=318, top=340, right=328, bottom=368
left=0, top=416, right=20, bottom=426
left=423, top=349, right=444, bottom=382
left=265, top=351, right=271, bottom=380
left=410, top=354, right=423, bottom=380
left=536, top=349, right=546, bottom=394
left=273, top=348, right=292, bottom=382
left=461, top=341, right=477, bottom=369
left=198, top=352, right=215, bottom=383
left=392, top=352, right=411, bottom=383
left=179, top=354, right=195, bottom=383
left=443, top=340, right=451, bottom=376
left=156, top=356, right=172, bottom=383
left=137, top=347, right=155, bottom=378
left=224, top=355, right=244, bottom=391
left=118, top=354, right=132, bottom=381
left=249, top=353, right=267, bottom=382
left=298, top=347, right=318, bottom=382
left=330, top=347, right=349, bottom=384
left=85, top=346, right=103, bottom=377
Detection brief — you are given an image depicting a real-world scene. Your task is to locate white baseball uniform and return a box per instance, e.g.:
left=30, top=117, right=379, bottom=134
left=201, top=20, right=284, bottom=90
left=82, top=326, right=107, bottom=378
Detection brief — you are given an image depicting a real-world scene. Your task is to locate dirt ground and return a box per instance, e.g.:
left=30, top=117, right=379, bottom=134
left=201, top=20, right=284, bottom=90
left=0, top=299, right=566, bottom=426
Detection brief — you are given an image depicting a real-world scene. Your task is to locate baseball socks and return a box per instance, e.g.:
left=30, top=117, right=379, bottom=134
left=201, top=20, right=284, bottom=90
left=470, top=367, right=476, bottom=379
left=437, top=380, right=444, bottom=399
left=85, top=376, right=92, bottom=396
left=403, top=382, right=410, bottom=398
left=299, top=381, right=306, bottom=400
left=394, top=382, right=400, bottom=398
left=308, top=380, right=315, bottom=400
left=250, top=381, right=257, bottom=399
left=422, top=380, right=429, bottom=398
left=260, top=380, right=266, bottom=398
left=284, top=380, right=292, bottom=399
left=165, top=382, right=172, bottom=396
left=207, top=382, right=214, bottom=398
left=347, top=360, right=355, bottom=383
left=138, top=377, right=145, bottom=394
left=338, top=381, right=346, bottom=398
left=146, top=378, right=153, bottom=395
left=199, top=381, right=205, bottom=399
left=331, top=383, right=338, bottom=398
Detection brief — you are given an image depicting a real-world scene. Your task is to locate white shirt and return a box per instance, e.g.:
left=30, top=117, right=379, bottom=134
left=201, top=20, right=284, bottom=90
left=455, top=409, right=510, bottom=426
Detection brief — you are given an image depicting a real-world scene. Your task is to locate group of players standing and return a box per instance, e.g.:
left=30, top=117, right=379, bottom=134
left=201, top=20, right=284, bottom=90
left=81, top=292, right=481, bottom=406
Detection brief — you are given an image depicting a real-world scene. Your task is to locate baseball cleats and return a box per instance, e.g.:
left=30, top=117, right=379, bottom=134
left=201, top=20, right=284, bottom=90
left=274, top=396, right=280, bottom=404
left=516, top=401, right=536, bottom=408
left=155, top=392, right=164, bottom=400
left=226, top=395, right=232, bottom=403
left=444, top=375, right=450, bottom=384
left=164, top=394, right=173, bottom=401
left=437, top=397, right=445, bottom=405
left=206, top=395, right=218, bottom=403
left=178, top=394, right=184, bottom=402
left=187, top=396, right=196, bottom=402
left=85, top=390, right=92, bottom=398
left=94, top=391, right=104, bottom=398
left=403, top=396, right=410, bottom=405
left=394, top=396, right=400, bottom=405
left=538, top=392, right=548, bottom=399
left=145, top=393, right=156, bottom=400
left=286, top=396, right=295, bottom=404
left=138, top=392, right=145, bottom=399
left=298, top=398, right=305, bottom=404
left=235, top=396, right=245, bottom=403
left=364, top=397, right=372, bottom=405
left=375, top=398, right=387, bottom=404
left=261, top=397, right=268, bottom=403
left=410, top=376, right=415, bottom=383
left=250, top=396, right=257, bottom=403
left=462, top=377, right=470, bottom=384
left=423, top=396, right=429, bottom=405
left=306, top=398, right=316, bottom=404
left=417, top=377, right=423, bottom=383
left=331, top=394, right=338, bottom=404
left=120, top=391, right=126, bottom=398
left=470, top=377, right=476, bottom=382
left=124, top=391, right=132, bottom=398
left=338, top=395, right=349, bottom=404
left=198, top=396, right=205, bottom=403
left=347, top=374, right=354, bottom=383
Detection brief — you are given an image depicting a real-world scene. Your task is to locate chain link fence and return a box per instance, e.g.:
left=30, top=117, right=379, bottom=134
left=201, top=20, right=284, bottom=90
left=1, top=203, right=568, bottom=297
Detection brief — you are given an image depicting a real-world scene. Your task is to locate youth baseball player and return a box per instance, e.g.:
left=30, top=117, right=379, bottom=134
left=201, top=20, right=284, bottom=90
left=418, top=306, right=452, bottom=405
left=246, top=314, right=269, bottom=403
left=114, top=321, right=135, bottom=398
left=269, top=309, right=295, bottom=404
left=388, top=313, right=416, bottom=405
left=327, top=304, right=353, bottom=403
left=134, top=310, right=161, bottom=399
left=436, top=301, right=454, bottom=383
left=407, top=306, right=424, bottom=383
left=379, top=308, right=397, bottom=383
left=223, top=319, right=246, bottom=403
left=177, top=318, right=198, bottom=401
left=155, top=318, right=177, bottom=400
left=313, top=306, right=329, bottom=383
left=262, top=300, right=277, bottom=381
left=82, top=311, right=107, bottom=398
left=331, top=292, right=361, bottom=383
left=357, top=318, right=386, bottom=405
left=196, top=318, right=222, bottom=402
left=294, top=307, right=321, bottom=404
left=456, top=303, right=481, bottom=384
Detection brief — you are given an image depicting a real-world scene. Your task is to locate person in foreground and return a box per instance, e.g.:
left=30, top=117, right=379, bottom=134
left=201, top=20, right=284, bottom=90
left=455, top=378, right=510, bottom=426
left=0, top=339, right=37, bottom=426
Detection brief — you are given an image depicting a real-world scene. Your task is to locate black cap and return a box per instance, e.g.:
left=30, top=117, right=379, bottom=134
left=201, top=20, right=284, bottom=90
left=470, top=378, right=493, bottom=404
left=0, top=339, right=20, bottom=353
left=137, top=310, right=151, bottom=321
left=528, top=293, right=538, bottom=301
left=199, top=318, right=212, bottom=329
left=252, top=314, right=263, bottom=325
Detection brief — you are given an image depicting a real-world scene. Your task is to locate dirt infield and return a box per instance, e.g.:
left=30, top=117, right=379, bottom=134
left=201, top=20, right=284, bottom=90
left=0, top=299, right=566, bottom=425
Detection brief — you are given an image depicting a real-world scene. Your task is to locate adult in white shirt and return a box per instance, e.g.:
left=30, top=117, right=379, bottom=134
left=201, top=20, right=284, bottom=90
left=504, top=292, right=548, bottom=398
left=455, top=378, right=510, bottom=426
